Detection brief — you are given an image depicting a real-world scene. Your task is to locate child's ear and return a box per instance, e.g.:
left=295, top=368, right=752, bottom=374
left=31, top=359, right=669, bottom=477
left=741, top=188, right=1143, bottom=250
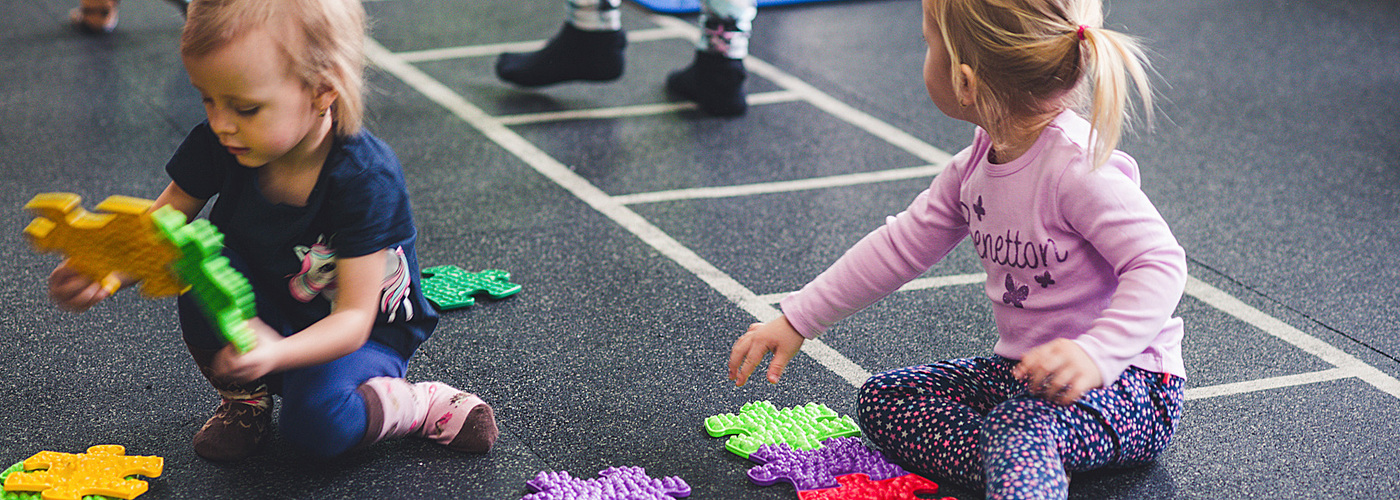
left=956, top=64, right=978, bottom=108
left=312, top=84, right=338, bottom=115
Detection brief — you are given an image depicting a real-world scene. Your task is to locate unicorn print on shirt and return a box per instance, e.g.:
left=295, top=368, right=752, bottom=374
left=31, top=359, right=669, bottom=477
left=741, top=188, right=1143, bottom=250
left=287, top=235, right=415, bottom=321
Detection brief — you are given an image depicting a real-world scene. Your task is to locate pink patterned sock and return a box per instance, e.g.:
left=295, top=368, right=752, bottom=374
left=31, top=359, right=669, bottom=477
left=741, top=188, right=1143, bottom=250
left=414, top=382, right=499, bottom=453
left=356, top=377, right=498, bottom=453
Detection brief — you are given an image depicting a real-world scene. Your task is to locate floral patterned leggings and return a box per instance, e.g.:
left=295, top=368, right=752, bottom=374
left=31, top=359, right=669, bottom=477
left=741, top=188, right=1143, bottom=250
left=856, top=357, right=1183, bottom=500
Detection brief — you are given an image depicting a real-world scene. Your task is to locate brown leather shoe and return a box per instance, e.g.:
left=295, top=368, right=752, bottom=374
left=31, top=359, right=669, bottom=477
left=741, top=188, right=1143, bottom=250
left=192, top=389, right=272, bottom=462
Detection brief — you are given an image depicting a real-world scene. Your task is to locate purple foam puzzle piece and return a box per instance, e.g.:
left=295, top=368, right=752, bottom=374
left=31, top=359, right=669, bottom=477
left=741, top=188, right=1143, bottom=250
left=747, top=436, right=911, bottom=491
left=522, top=466, right=691, bottom=500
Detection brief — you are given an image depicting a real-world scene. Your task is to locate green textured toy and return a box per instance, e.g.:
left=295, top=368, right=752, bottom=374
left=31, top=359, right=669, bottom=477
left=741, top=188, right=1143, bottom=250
left=704, top=401, right=861, bottom=459
left=21, top=193, right=257, bottom=354
left=420, top=266, right=521, bottom=310
left=151, top=206, right=258, bottom=353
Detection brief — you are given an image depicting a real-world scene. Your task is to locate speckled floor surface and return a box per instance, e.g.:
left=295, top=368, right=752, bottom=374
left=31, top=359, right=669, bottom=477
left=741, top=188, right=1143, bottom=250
left=2, top=0, right=1398, bottom=498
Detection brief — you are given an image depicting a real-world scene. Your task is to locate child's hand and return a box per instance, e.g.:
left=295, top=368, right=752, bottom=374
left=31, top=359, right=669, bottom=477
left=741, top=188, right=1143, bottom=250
left=728, top=315, right=806, bottom=387
left=1012, top=339, right=1103, bottom=406
left=47, top=262, right=111, bottom=312
left=210, top=318, right=285, bottom=384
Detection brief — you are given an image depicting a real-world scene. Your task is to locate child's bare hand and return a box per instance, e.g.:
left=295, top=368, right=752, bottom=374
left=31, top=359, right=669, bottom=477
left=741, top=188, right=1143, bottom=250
left=210, top=318, right=285, bottom=383
left=728, top=315, right=805, bottom=386
left=1012, top=339, right=1103, bottom=406
left=47, top=263, right=111, bottom=312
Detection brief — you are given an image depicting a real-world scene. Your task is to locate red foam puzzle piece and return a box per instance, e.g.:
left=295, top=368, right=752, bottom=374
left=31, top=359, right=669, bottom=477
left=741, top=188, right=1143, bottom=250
left=795, top=473, right=948, bottom=500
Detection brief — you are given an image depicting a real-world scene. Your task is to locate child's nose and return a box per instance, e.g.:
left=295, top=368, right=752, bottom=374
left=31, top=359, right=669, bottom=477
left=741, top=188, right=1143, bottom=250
left=208, top=107, right=237, bottom=136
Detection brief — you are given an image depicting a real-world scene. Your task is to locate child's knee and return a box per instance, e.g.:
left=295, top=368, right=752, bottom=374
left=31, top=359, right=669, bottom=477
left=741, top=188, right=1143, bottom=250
left=857, top=368, right=919, bottom=403
left=856, top=373, right=899, bottom=423
left=278, top=392, right=368, bottom=459
left=856, top=373, right=888, bottom=403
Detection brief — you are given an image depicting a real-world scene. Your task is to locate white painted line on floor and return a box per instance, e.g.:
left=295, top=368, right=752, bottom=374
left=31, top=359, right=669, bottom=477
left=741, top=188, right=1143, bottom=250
left=368, top=37, right=872, bottom=388
left=495, top=90, right=802, bottom=126
left=648, top=16, right=953, bottom=166
left=396, top=27, right=684, bottom=63
left=1183, top=367, right=1361, bottom=401
left=615, top=163, right=944, bottom=205
left=799, top=339, right=874, bottom=387
left=1185, top=276, right=1400, bottom=399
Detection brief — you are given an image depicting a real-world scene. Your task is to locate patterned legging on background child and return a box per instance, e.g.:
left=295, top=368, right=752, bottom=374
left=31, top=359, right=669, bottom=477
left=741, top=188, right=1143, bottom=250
left=856, top=357, right=1183, bottom=499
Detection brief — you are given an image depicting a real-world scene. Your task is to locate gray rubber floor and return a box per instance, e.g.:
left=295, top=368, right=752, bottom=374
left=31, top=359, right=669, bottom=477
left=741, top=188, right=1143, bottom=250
left=2, top=0, right=1398, bottom=498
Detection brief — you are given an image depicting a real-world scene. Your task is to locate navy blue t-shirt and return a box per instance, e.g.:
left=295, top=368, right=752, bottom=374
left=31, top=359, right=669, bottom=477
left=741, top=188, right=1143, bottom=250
left=166, top=122, right=438, bottom=359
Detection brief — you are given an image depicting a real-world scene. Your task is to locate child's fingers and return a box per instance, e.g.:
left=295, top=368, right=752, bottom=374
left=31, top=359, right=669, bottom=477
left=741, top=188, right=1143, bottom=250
left=766, top=347, right=797, bottom=384
left=47, top=265, right=103, bottom=311
left=736, top=345, right=771, bottom=387
left=51, top=281, right=108, bottom=312
left=71, top=284, right=110, bottom=311
left=1036, top=371, right=1071, bottom=402
left=727, top=335, right=752, bottom=381
left=728, top=336, right=765, bottom=385
left=728, top=337, right=772, bottom=387
left=1023, top=360, right=1093, bottom=405
left=211, top=342, right=263, bottom=384
left=1046, top=373, right=1089, bottom=406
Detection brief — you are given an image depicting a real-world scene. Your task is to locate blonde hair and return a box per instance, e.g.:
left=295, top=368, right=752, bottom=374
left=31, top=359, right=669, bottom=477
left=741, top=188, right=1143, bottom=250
left=930, top=0, right=1152, bottom=167
left=182, top=0, right=367, bottom=137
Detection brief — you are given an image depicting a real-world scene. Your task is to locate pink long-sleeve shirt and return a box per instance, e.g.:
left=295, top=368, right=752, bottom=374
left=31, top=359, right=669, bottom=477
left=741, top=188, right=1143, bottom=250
left=781, top=110, right=1187, bottom=384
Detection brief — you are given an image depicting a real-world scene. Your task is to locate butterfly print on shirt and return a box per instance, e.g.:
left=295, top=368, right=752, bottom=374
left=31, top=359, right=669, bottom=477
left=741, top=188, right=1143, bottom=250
left=1003, top=273, right=1029, bottom=308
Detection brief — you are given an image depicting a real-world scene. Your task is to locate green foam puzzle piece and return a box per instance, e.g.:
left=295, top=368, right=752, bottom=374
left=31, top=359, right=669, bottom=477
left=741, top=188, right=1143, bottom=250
left=704, top=401, right=862, bottom=459
left=420, top=266, right=521, bottom=310
left=151, top=206, right=257, bottom=354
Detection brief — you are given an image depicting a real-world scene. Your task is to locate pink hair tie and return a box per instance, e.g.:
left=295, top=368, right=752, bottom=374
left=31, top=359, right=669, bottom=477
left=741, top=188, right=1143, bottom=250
left=1076, top=25, right=1089, bottom=41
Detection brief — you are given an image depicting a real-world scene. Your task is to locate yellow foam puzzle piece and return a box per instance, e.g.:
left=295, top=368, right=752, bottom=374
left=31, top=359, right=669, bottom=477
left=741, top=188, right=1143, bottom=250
left=24, top=193, right=189, bottom=298
left=3, top=445, right=163, bottom=500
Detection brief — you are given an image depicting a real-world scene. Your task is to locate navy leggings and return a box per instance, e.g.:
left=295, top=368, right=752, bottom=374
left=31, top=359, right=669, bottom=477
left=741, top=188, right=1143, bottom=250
left=178, top=252, right=407, bottom=459
left=856, top=357, right=1182, bottom=500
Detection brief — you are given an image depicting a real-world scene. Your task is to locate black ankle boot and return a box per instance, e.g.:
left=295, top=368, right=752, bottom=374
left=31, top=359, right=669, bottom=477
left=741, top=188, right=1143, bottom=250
left=496, top=23, right=626, bottom=87
left=666, top=50, right=747, bottom=117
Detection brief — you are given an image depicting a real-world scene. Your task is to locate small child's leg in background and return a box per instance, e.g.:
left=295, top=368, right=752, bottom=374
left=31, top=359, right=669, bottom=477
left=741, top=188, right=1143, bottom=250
left=665, top=0, right=755, bottom=116
left=495, top=0, right=627, bottom=87
left=856, top=357, right=1024, bottom=489
left=978, top=368, right=1184, bottom=500
left=277, top=340, right=408, bottom=459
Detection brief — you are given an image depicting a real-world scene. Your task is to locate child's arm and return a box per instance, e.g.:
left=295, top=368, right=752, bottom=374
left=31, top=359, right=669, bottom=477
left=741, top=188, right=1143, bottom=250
left=728, top=315, right=806, bottom=386
left=47, top=182, right=209, bottom=312
left=152, top=181, right=208, bottom=221
left=730, top=147, right=980, bottom=386
left=1025, top=153, right=1186, bottom=403
left=209, top=249, right=387, bottom=383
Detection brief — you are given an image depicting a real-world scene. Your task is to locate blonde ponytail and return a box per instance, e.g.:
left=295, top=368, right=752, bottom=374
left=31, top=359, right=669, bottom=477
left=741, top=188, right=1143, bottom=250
left=1077, top=24, right=1153, bottom=168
